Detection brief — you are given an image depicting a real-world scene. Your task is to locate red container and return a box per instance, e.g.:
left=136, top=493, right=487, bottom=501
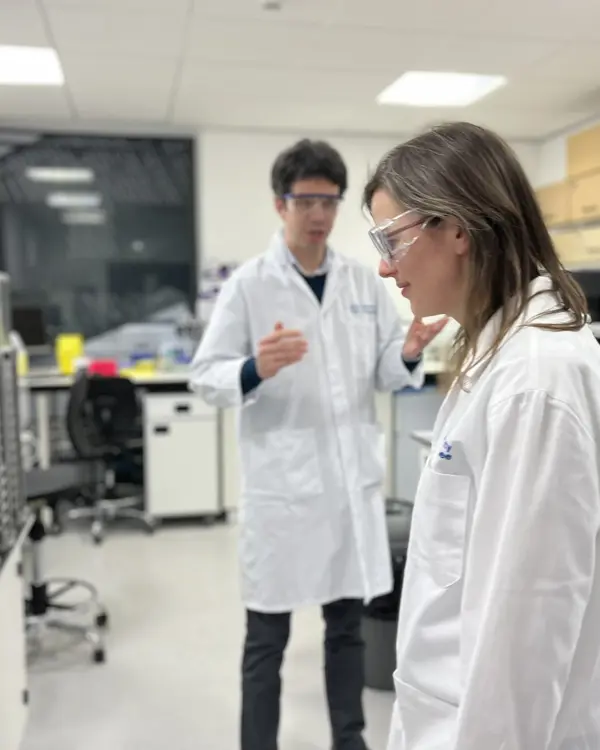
left=88, top=359, right=118, bottom=377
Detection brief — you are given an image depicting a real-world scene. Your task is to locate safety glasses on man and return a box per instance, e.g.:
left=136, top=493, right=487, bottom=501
left=283, top=193, right=343, bottom=214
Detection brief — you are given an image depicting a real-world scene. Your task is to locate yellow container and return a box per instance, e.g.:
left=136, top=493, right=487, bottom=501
left=55, top=333, right=84, bottom=375
left=132, top=359, right=156, bottom=374
left=16, top=349, right=29, bottom=377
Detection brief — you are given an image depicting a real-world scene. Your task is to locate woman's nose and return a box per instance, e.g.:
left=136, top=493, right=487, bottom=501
left=378, top=258, right=394, bottom=278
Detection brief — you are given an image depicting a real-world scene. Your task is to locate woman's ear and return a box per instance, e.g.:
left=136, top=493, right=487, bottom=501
left=453, top=224, right=469, bottom=256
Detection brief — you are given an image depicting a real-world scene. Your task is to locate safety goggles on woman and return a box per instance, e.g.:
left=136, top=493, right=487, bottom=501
left=368, top=210, right=437, bottom=263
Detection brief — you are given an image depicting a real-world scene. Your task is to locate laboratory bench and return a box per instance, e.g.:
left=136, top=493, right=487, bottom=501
left=26, top=369, right=191, bottom=470
left=25, top=369, right=225, bottom=521
left=24, top=367, right=445, bottom=521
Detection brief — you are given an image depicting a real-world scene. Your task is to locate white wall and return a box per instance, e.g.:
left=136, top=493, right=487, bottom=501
left=536, top=135, right=567, bottom=187
left=199, top=130, right=395, bottom=264
left=198, top=130, right=411, bottom=314
left=198, top=128, right=540, bottom=319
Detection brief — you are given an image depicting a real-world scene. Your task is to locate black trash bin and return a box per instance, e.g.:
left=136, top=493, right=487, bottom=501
left=362, top=498, right=413, bottom=691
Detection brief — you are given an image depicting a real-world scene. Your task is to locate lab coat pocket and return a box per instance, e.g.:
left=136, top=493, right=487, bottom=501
left=410, top=467, right=470, bottom=589
left=242, top=427, right=324, bottom=497
left=360, top=423, right=386, bottom=488
left=280, top=427, right=324, bottom=496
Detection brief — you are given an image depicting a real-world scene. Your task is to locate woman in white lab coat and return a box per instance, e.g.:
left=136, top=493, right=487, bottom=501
left=364, top=121, right=600, bottom=750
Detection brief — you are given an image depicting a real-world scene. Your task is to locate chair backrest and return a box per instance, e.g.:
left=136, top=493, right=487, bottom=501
left=66, top=370, right=98, bottom=459
left=66, top=372, right=140, bottom=458
left=86, top=375, right=140, bottom=445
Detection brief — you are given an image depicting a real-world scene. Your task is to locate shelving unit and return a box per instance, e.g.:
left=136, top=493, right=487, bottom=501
left=536, top=123, right=600, bottom=270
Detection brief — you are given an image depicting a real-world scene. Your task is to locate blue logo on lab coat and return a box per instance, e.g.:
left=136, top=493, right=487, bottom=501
left=349, top=303, right=376, bottom=315
left=439, top=441, right=453, bottom=460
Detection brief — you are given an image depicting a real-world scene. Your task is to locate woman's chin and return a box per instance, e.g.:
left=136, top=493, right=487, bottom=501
left=410, top=299, right=425, bottom=318
left=411, top=297, right=443, bottom=320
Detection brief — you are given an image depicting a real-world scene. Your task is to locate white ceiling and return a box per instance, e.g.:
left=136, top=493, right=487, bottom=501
left=2, top=0, right=600, bottom=140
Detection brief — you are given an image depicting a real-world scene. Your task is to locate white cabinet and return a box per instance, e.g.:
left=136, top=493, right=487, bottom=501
left=0, top=538, right=28, bottom=750
left=143, top=394, right=222, bottom=519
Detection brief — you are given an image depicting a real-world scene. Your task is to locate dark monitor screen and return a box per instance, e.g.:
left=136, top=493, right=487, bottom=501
left=12, top=306, right=47, bottom=347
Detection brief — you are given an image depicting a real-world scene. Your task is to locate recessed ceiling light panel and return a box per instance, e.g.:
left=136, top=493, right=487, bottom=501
left=26, top=167, right=95, bottom=184
left=0, top=46, right=64, bottom=86
left=377, top=71, right=507, bottom=107
left=62, top=210, right=106, bottom=226
left=47, top=192, right=102, bottom=209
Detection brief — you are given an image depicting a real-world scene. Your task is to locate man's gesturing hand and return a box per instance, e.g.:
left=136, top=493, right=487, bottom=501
left=256, top=322, right=308, bottom=380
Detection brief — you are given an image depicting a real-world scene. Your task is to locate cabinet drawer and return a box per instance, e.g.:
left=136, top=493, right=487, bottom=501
left=536, top=182, right=571, bottom=226
left=568, top=125, right=600, bottom=177
left=145, top=418, right=220, bottom=517
left=143, top=393, right=216, bottom=421
left=571, top=172, right=600, bottom=223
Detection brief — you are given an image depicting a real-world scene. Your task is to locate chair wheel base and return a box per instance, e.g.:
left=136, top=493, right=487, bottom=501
left=91, top=521, right=103, bottom=545
left=93, top=648, right=106, bottom=664
left=96, top=611, right=109, bottom=629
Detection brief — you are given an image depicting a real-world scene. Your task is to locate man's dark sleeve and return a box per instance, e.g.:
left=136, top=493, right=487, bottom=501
left=240, top=356, right=263, bottom=396
left=402, top=355, right=421, bottom=373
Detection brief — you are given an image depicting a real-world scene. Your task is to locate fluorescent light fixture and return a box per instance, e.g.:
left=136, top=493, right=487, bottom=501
left=0, top=46, right=64, bottom=86
left=26, top=167, right=95, bottom=184
left=62, top=209, right=106, bottom=226
left=46, top=192, right=102, bottom=209
left=377, top=71, right=506, bottom=107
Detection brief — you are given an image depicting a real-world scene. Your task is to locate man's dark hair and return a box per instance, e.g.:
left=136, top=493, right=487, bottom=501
left=270, top=139, right=348, bottom=198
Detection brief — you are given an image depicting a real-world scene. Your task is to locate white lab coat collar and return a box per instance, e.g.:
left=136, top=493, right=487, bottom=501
left=285, top=245, right=330, bottom=276
left=462, top=275, right=564, bottom=389
left=266, top=231, right=345, bottom=311
left=267, top=230, right=339, bottom=276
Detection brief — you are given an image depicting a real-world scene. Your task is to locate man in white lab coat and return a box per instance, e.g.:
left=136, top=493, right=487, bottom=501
left=189, top=139, right=446, bottom=750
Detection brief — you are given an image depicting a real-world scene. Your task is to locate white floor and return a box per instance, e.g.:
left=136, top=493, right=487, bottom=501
left=22, top=522, right=394, bottom=750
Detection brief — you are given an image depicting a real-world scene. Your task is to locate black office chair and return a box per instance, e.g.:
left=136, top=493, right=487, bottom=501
left=64, top=372, right=155, bottom=544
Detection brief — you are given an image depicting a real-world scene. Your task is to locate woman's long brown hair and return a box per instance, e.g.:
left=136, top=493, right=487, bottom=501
left=363, top=122, right=588, bottom=386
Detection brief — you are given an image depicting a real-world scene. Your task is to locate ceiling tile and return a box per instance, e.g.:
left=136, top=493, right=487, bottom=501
left=186, top=18, right=559, bottom=84
left=0, top=88, right=72, bottom=119
left=61, top=55, right=179, bottom=87
left=74, top=94, right=172, bottom=123
left=175, top=61, right=390, bottom=109
left=186, top=17, right=322, bottom=66
left=43, top=0, right=187, bottom=9
left=63, top=56, right=177, bottom=121
left=45, top=4, right=189, bottom=57
left=524, top=42, right=600, bottom=81
left=340, top=0, right=600, bottom=40
left=0, top=0, right=50, bottom=47
left=193, top=0, right=340, bottom=25
left=314, top=26, right=558, bottom=76
left=0, top=0, right=596, bottom=141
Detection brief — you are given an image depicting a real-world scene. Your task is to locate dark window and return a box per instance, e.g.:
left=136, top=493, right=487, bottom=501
left=0, top=132, right=196, bottom=342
